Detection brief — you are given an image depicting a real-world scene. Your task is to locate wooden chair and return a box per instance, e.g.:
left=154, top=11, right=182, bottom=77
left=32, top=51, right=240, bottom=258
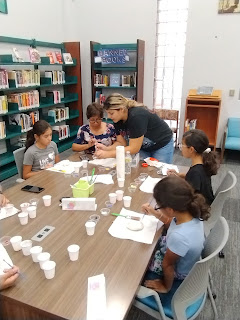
left=155, top=109, right=179, bottom=148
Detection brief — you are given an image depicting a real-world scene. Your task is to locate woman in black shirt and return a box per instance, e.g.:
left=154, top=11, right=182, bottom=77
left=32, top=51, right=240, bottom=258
left=94, top=93, right=174, bottom=163
left=168, top=129, right=219, bottom=205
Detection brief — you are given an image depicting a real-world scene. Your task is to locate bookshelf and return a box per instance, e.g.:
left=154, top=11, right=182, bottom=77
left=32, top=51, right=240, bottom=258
left=184, top=89, right=222, bottom=150
left=90, top=40, right=145, bottom=104
left=0, top=36, right=83, bottom=181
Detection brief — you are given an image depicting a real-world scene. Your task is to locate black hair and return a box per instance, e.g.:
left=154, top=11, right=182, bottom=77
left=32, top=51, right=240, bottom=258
left=183, top=129, right=219, bottom=176
left=25, top=120, right=52, bottom=151
left=86, top=103, right=103, bottom=119
left=153, top=176, right=210, bottom=221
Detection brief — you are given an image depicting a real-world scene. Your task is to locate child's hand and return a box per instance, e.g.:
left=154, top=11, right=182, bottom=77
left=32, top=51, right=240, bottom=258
left=144, top=279, right=168, bottom=293
left=45, top=163, right=53, bottom=169
left=167, top=169, right=179, bottom=176
left=1, top=266, right=19, bottom=290
left=141, top=203, right=154, bottom=215
left=0, top=194, right=9, bottom=207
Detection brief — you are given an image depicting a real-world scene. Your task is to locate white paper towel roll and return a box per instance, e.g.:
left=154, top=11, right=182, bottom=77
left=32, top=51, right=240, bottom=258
left=116, top=146, right=125, bottom=179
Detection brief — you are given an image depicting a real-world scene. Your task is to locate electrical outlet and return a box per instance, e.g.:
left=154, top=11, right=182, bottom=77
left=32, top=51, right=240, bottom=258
left=229, top=89, right=235, bottom=97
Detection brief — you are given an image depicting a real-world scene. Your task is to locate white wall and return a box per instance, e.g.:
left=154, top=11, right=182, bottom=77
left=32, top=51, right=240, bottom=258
left=62, top=0, right=157, bottom=122
left=182, top=0, right=240, bottom=147
left=1, top=0, right=64, bottom=42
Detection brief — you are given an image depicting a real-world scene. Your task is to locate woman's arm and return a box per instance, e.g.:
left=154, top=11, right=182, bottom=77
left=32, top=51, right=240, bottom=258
left=94, top=135, right=143, bottom=159
left=144, top=249, right=180, bottom=293
left=23, top=165, right=41, bottom=179
left=72, top=140, right=95, bottom=152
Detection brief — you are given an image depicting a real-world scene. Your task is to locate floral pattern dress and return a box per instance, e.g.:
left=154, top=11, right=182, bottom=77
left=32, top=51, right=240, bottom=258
left=73, top=123, right=117, bottom=153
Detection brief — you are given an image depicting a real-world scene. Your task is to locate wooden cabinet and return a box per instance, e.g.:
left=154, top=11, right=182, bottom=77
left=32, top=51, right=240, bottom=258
left=184, top=89, right=222, bottom=150
left=0, top=36, right=83, bottom=181
left=90, top=40, right=145, bottom=104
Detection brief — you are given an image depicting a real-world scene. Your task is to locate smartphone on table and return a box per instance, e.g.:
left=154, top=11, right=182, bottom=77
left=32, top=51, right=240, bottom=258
left=21, top=185, right=45, bottom=193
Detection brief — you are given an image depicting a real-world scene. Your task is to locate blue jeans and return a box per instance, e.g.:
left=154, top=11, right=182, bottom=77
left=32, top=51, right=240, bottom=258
left=140, top=138, right=174, bottom=164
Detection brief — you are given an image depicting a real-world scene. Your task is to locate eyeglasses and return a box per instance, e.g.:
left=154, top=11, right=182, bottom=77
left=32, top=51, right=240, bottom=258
left=154, top=204, right=164, bottom=211
left=89, top=118, right=102, bottom=124
left=179, top=143, right=189, bottom=151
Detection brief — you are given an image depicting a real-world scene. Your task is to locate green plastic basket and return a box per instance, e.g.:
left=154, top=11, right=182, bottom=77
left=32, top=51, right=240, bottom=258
left=71, top=180, right=94, bottom=198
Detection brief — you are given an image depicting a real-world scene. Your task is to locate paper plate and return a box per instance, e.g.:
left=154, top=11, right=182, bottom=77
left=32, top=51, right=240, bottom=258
left=126, top=220, right=144, bottom=231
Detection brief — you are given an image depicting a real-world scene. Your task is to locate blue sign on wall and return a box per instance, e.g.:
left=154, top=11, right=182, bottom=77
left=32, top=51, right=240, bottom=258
left=97, top=49, right=129, bottom=64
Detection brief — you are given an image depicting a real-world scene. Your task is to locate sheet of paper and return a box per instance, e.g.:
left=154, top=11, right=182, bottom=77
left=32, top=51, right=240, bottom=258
left=139, top=176, right=161, bottom=194
left=0, top=207, right=19, bottom=220
left=0, top=244, right=14, bottom=275
left=108, top=208, right=163, bottom=244
left=47, top=160, right=83, bottom=174
left=87, top=274, right=106, bottom=320
left=89, top=158, right=116, bottom=168
left=61, top=198, right=97, bottom=211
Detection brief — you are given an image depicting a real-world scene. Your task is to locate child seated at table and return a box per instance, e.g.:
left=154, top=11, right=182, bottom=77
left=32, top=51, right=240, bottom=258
left=72, top=103, right=117, bottom=154
left=167, top=129, right=219, bottom=204
left=23, top=120, right=60, bottom=179
left=142, top=176, right=210, bottom=293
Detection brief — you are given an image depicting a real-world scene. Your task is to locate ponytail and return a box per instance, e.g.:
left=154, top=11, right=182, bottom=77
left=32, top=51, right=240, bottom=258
left=153, top=176, right=210, bottom=221
left=187, top=192, right=210, bottom=221
left=202, top=151, right=220, bottom=176
left=25, top=129, right=35, bottom=152
left=25, top=120, right=52, bottom=152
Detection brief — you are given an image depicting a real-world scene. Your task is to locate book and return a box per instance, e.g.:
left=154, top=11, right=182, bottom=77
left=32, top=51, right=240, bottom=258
left=197, top=86, right=213, bottom=95
left=110, top=74, right=120, bottom=87
left=12, top=48, right=24, bottom=63
left=55, top=51, right=63, bottom=64
left=46, top=52, right=55, bottom=64
left=63, top=53, right=73, bottom=64
left=28, top=48, right=41, bottom=63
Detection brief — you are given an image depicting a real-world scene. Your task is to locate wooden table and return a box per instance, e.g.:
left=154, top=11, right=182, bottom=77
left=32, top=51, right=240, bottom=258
left=0, top=154, right=187, bottom=320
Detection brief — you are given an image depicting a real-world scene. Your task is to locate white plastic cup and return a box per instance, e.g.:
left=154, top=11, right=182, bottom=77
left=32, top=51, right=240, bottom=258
left=38, top=252, right=51, bottom=269
left=5, top=203, right=14, bottom=215
left=42, top=195, right=52, bottom=207
left=67, top=244, right=80, bottom=261
left=117, top=178, right=125, bottom=188
left=109, top=193, right=117, bottom=204
left=100, top=208, right=110, bottom=216
left=27, top=205, right=37, bottom=219
left=116, top=190, right=124, bottom=201
left=10, top=236, right=22, bottom=251
left=30, top=246, right=43, bottom=262
left=85, top=221, right=96, bottom=236
left=20, top=202, right=30, bottom=212
left=82, top=160, right=88, bottom=168
left=74, top=166, right=79, bottom=174
left=42, top=260, right=56, bottom=279
left=20, top=240, right=32, bottom=256
left=123, top=196, right=132, bottom=208
left=18, top=212, right=28, bottom=225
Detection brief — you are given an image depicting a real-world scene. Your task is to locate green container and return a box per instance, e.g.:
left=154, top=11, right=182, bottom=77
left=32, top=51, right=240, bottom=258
left=72, top=180, right=94, bottom=198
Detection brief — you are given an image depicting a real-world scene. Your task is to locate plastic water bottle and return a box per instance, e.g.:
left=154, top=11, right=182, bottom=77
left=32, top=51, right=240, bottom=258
left=125, top=151, right=132, bottom=175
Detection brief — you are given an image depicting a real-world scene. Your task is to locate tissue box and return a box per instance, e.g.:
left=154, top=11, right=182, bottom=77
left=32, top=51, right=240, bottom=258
left=61, top=198, right=96, bottom=211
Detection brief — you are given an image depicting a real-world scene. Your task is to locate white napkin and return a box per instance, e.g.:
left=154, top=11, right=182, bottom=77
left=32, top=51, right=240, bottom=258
left=80, top=174, right=114, bottom=185
left=0, top=206, right=19, bottom=220
left=0, top=244, right=14, bottom=275
left=88, top=158, right=116, bottom=168
left=87, top=274, right=106, bottom=320
left=139, top=176, right=161, bottom=193
left=108, top=208, right=163, bottom=244
left=161, top=164, right=179, bottom=176
left=47, top=160, right=83, bottom=174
